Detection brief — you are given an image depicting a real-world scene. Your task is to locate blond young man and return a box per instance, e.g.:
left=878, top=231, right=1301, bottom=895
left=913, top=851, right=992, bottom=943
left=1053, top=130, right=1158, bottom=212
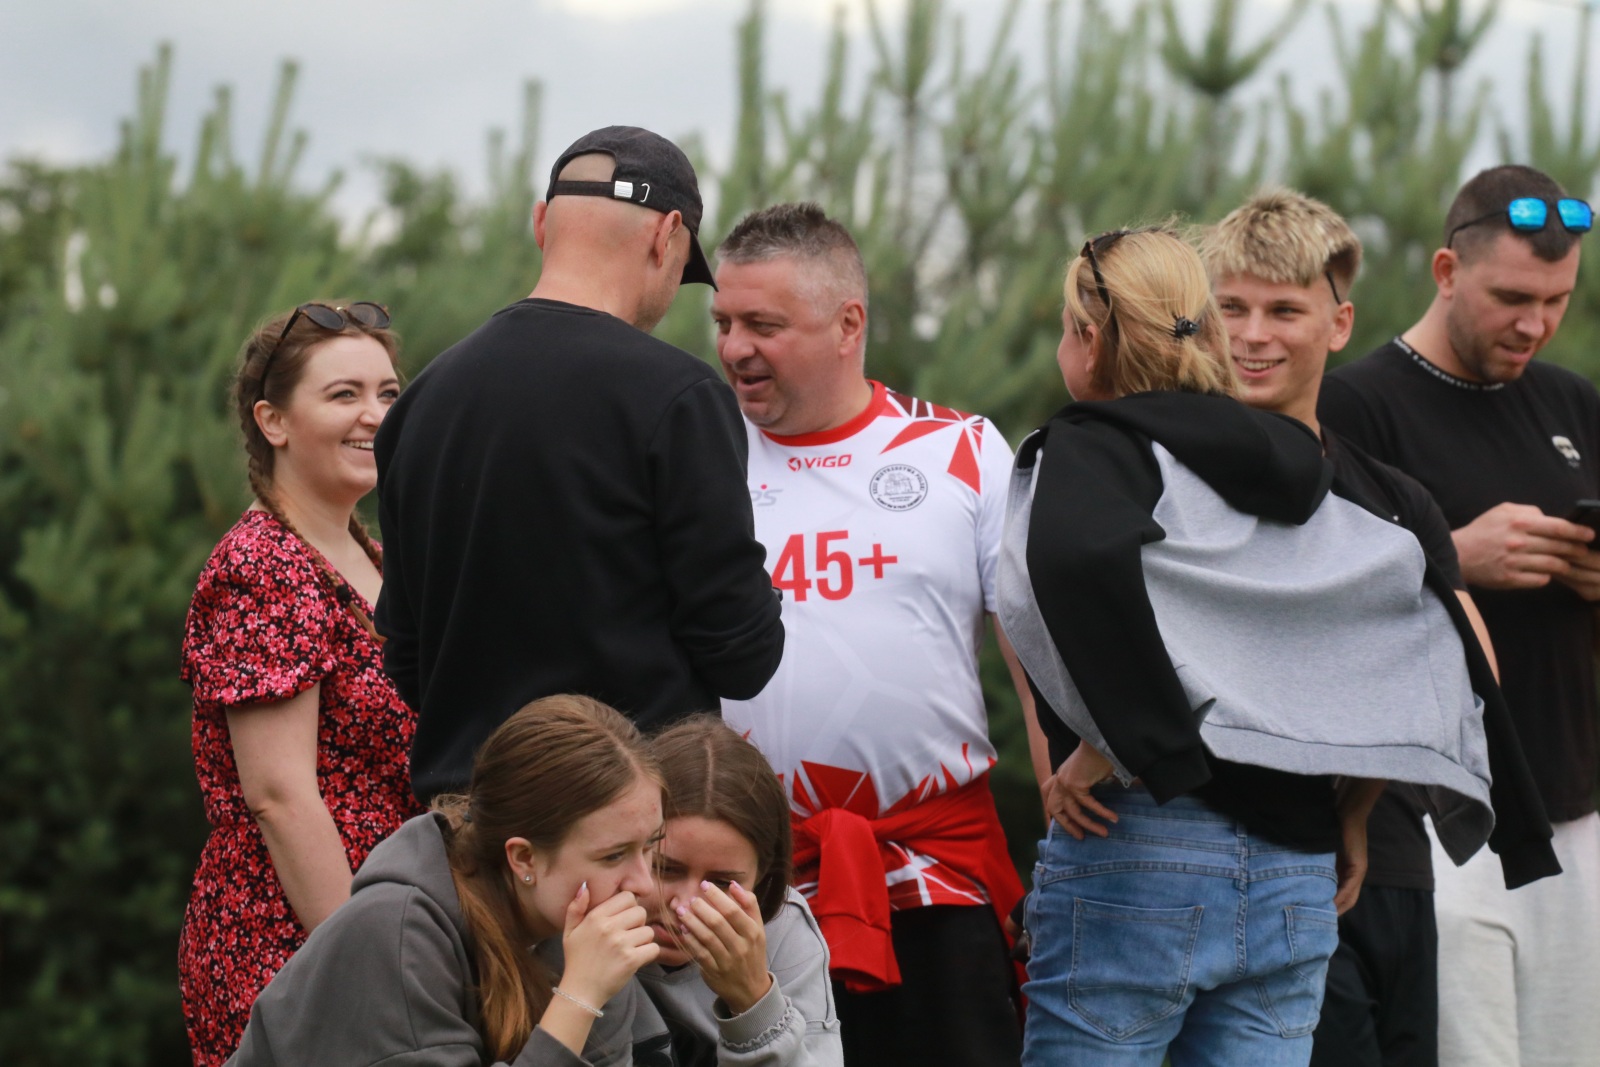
left=1203, top=189, right=1554, bottom=1067
left=1319, top=165, right=1593, bottom=1067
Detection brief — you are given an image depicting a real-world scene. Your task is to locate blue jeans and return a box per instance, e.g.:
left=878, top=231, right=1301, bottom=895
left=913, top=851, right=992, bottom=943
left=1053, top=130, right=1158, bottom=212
left=1023, top=785, right=1339, bottom=1067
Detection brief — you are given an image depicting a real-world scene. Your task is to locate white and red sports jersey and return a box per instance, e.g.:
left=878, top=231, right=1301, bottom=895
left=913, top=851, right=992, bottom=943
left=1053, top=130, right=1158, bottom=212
left=723, top=381, right=1014, bottom=911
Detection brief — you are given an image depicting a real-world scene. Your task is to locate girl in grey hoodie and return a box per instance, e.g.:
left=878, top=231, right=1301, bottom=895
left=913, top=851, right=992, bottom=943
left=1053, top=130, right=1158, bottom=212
left=227, top=695, right=669, bottom=1067
left=634, top=717, right=842, bottom=1067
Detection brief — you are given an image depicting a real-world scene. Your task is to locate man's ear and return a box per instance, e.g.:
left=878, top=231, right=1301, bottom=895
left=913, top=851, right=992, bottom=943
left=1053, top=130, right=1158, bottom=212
left=1328, top=300, right=1356, bottom=354
left=254, top=398, right=287, bottom=448
left=533, top=201, right=550, bottom=250
left=837, top=298, right=867, bottom=359
left=651, top=210, right=684, bottom=271
left=1432, top=247, right=1459, bottom=298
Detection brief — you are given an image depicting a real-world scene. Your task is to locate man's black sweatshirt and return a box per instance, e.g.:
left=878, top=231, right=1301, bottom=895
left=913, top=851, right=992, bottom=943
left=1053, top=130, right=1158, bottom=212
left=374, top=299, right=784, bottom=799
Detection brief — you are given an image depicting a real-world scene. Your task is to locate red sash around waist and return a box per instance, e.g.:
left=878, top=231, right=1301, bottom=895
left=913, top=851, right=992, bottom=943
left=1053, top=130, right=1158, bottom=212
left=791, top=774, right=1025, bottom=993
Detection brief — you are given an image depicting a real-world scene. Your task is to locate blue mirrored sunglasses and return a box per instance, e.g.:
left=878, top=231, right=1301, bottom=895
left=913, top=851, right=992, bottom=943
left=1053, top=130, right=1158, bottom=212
left=1448, top=197, right=1594, bottom=248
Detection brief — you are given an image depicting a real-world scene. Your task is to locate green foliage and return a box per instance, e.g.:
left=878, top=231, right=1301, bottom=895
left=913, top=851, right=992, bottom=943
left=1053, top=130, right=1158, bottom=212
left=0, top=46, right=546, bottom=1067
left=1397, top=0, right=1500, bottom=76
left=1500, top=5, right=1600, bottom=199
left=5, top=1, right=1600, bottom=1061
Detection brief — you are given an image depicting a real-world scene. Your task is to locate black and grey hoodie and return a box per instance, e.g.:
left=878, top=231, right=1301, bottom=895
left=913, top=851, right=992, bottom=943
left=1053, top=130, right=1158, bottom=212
left=227, top=813, right=647, bottom=1067
left=997, top=392, right=1556, bottom=883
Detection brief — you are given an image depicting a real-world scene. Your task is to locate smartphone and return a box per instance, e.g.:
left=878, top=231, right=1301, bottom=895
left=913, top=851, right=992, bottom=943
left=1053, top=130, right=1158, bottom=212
left=1568, top=499, right=1600, bottom=532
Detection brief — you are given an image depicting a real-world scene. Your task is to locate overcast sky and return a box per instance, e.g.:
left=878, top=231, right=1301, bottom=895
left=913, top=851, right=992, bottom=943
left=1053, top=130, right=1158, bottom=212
left=1, top=0, right=1586, bottom=219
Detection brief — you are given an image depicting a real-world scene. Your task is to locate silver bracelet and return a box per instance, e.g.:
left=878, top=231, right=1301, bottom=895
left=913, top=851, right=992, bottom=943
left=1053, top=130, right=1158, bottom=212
left=552, top=986, right=604, bottom=1018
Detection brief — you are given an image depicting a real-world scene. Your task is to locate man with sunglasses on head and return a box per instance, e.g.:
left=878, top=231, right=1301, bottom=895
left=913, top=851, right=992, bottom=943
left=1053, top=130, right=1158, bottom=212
left=373, top=126, right=784, bottom=804
left=1320, top=164, right=1596, bottom=1067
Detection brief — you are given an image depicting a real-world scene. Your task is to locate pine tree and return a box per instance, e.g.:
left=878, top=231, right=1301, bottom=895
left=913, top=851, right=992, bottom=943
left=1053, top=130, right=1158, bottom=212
left=0, top=48, right=352, bottom=1063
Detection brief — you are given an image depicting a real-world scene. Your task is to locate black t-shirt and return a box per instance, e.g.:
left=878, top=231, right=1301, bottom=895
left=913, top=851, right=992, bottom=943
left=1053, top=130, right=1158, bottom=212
left=374, top=299, right=785, bottom=800
left=1321, top=339, right=1600, bottom=824
left=1028, top=676, right=1340, bottom=852
left=1194, top=760, right=1339, bottom=853
left=1324, top=426, right=1466, bottom=890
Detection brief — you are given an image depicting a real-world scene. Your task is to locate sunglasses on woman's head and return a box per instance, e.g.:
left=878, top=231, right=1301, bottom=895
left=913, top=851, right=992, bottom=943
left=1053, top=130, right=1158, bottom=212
left=1081, top=230, right=1134, bottom=311
left=1447, top=197, right=1594, bottom=249
left=263, top=301, right=392, bottom=372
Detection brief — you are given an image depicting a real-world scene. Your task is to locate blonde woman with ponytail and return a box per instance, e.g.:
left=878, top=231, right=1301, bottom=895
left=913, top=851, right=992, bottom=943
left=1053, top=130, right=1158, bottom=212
left=179, top=302, right=423, bottom=1066
left=998, top=230, right=1499, bottom=1065
left=228, top=695, right=665, bottom=1067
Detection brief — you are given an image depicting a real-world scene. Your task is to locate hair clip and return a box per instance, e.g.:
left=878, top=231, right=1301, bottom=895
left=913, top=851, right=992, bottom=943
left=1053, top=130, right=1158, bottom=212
left=1173, top=316, right=1200, bottom=339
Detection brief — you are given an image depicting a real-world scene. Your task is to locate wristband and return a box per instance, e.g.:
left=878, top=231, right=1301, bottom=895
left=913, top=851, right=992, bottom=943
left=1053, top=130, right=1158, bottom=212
left=552, top=987, right=604, bottom=1018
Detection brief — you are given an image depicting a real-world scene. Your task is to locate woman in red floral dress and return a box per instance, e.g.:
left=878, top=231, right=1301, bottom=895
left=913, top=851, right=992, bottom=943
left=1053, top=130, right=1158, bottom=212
left=178, top=302, right=424, bottom=1067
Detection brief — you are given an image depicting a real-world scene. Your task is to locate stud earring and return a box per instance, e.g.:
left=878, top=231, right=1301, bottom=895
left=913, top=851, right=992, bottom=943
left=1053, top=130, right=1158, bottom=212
left=523, top=874, right=532, bottom=884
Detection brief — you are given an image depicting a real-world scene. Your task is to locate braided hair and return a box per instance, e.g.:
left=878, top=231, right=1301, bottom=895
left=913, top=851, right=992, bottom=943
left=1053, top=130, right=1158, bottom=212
left=231, top=304, right=400, bottom=640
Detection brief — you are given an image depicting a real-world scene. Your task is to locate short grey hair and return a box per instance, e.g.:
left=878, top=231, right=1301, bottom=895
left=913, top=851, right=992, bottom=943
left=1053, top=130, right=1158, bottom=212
left=717, top=202, right=868, bottom=308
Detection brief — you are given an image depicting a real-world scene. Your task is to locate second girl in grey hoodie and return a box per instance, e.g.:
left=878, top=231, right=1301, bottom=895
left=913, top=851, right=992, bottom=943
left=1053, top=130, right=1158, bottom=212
left=634, top=716, right=842, bottom=1067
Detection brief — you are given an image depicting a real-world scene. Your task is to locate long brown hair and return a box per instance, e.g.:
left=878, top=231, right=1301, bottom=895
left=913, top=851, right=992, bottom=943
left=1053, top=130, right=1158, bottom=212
left=433, top=695, right=662, bottom=1061
left=650, top=715, right=792, bottom=922
left=230, top=303, right=400, bottom=638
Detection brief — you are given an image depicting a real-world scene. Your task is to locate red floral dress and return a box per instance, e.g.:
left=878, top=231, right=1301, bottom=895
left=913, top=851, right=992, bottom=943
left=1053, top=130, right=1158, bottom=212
left=177, top=510, right=424, bottom=1067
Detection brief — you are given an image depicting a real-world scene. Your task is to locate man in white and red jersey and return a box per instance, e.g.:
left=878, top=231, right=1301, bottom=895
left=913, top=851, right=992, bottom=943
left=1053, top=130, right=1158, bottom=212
left=714, top=202, right=1032, bottom=1067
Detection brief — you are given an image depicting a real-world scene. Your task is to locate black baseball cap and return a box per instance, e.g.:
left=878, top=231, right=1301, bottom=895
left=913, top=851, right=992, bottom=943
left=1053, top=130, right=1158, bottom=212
left=546, top=125, right=716, bottom=288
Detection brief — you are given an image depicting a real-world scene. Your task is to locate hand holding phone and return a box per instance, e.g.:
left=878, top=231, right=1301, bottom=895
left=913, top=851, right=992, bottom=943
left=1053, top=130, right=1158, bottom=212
left=1568, top=499, right=1600, bottom=534
left=1454, top=502, right=1593, bottom=590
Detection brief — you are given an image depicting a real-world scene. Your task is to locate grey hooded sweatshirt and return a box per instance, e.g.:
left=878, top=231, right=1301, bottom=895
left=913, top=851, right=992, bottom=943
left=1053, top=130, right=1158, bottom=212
left=226, top=813, right=643, bottom=1067
left=634, top=887, right=841, bottom=1067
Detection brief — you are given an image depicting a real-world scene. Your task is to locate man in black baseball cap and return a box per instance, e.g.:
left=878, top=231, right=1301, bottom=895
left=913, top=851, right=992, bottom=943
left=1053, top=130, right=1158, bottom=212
left=374, top=124, right=784, bottom=806
left=545, top=124, right=716, bottom=288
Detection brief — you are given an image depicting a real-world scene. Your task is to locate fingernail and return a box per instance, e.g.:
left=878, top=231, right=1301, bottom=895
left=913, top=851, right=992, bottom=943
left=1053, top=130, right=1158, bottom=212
left=675, top=904, right=688, bottom=917
left=729, top=880, right=742, bottom=892
left=700, top=880, right=714, bottom=892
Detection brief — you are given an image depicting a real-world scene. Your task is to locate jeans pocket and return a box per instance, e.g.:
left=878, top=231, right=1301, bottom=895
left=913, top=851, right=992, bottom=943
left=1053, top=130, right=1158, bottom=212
left=1067, top=897, right=1203, bottom=1042
left=1257, top=904, right=1340, bottom=1038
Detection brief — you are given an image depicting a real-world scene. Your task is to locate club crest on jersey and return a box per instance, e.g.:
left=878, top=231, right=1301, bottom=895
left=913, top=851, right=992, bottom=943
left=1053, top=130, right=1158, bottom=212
left=870, top=464, right=929, bottom=511
left=1553, top=435, right=1582, bottom=467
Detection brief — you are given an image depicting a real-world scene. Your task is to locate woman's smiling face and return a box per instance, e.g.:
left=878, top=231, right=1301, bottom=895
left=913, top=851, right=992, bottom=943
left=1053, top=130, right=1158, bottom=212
left=258, top=334, right=399, bottom=503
